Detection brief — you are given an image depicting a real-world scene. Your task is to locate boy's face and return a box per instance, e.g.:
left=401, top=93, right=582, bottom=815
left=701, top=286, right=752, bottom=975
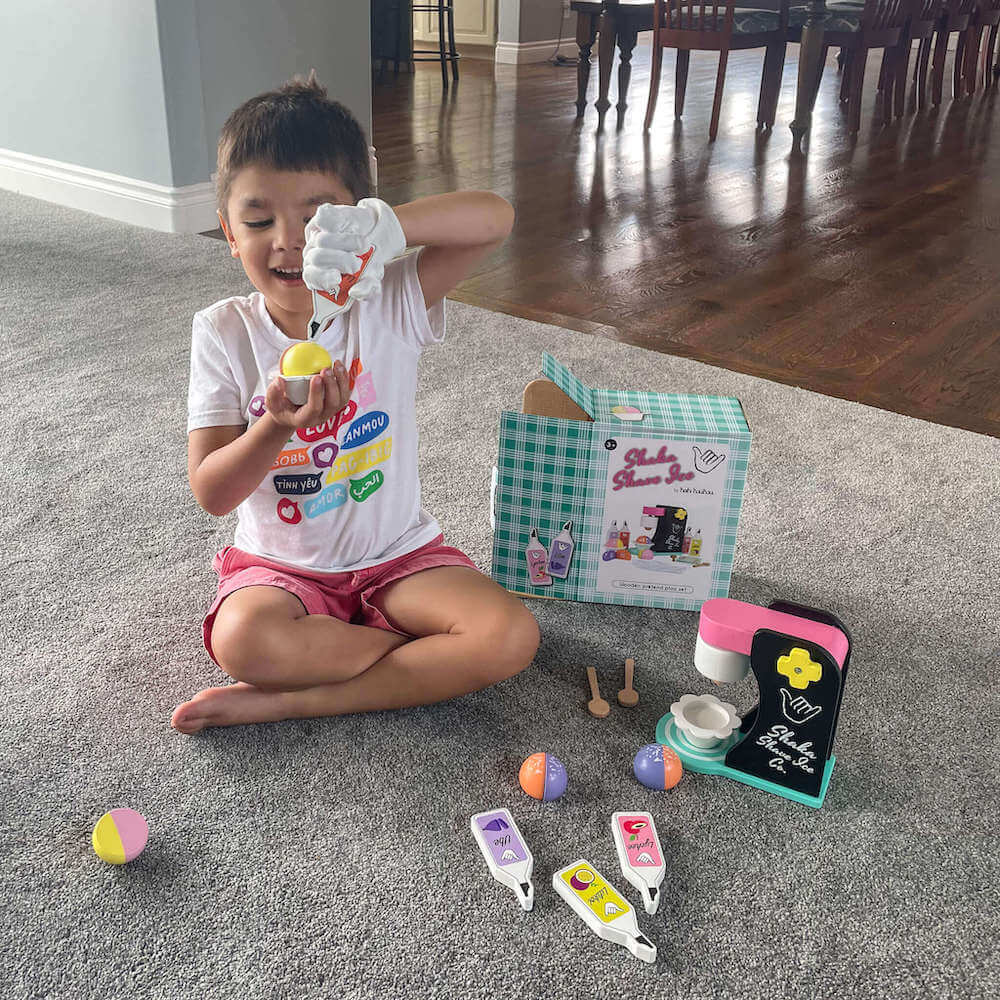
left=219, top=165, right=355, bottom=331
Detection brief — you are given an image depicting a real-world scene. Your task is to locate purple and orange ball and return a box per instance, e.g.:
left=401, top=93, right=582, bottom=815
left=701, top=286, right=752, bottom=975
left=519, top=752, right=568, bottom=801
left=633, top=743, right=684, bottom=790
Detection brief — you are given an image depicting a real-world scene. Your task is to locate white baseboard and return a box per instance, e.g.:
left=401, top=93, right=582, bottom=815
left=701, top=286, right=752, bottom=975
left=495, top=38, right=579, bottom=64
left=0, top=145, right=381, bottom=233
left=0, top=147, right=218, bottom=233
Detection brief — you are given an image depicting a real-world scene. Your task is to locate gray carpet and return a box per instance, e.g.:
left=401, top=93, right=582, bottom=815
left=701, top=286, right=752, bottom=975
left=2, top=187, right=999, bottom=1000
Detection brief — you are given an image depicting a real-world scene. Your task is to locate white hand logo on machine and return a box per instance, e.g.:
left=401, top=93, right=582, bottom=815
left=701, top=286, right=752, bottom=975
left=692, top=445, right=726, bottom=474
left=779, top=689, right=823, bottom=726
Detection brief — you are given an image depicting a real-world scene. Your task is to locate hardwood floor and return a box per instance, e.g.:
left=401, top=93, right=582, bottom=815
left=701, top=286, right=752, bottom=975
left=371, top=39, right=1000, bottom=438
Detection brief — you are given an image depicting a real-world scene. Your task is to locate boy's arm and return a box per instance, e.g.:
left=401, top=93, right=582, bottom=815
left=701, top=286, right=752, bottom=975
left=393, top=192, right=514, bottom=309
left=188, top=419, right=288, bottom=517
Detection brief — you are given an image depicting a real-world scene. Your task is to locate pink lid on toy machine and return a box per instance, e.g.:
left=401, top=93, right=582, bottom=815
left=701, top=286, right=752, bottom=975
left=699, top=598, right=849, bottom=668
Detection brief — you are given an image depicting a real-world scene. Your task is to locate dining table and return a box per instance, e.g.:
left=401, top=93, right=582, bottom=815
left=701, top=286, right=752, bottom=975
left=570, top=0, right=831, bottom=150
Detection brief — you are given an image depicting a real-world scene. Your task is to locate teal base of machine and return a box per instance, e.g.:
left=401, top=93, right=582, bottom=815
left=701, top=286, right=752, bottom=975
left=655, top=712, right=835, bottom=809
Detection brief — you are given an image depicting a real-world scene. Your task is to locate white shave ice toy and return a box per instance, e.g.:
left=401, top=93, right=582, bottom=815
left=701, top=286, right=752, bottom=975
left=611, top=812, right=666, bottom=915
left=470, top=808, right=535, bottom=911
left=552, top=859, right=656, bottom=964
left=304, top=199, right=407, bottom=338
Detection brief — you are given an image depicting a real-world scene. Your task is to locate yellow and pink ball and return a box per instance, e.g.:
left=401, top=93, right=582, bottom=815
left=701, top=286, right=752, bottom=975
left=92, top=808, right=148, bottom=865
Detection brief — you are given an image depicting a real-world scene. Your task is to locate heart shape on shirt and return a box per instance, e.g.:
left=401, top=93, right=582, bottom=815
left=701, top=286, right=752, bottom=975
left=277, top=500, right=302, bottom=525
left=313, top=443, right=338, bottom=468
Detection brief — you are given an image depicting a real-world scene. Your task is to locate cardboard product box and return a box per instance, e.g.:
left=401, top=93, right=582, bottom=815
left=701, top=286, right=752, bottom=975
left=490, top=354, right=751, bottom=612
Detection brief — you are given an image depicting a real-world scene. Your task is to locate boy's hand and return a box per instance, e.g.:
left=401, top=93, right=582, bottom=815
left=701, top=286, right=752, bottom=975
left=303, top=199, right=406, bottom=304
left=264, top=363, right=352, bottom=429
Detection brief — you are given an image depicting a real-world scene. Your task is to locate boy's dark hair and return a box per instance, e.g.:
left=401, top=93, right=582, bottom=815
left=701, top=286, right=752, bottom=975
left=216, top=70, right=372, bottom=219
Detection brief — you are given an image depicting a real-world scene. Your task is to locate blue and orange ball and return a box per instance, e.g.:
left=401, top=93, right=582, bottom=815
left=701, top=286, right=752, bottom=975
left=633, top=744, right=684, bottom=790
left=519, top=752, right=568, bottom=801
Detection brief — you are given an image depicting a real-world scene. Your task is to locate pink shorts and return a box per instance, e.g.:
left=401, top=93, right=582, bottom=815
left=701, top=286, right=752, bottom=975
left=202, top=534, right=479, bottom=666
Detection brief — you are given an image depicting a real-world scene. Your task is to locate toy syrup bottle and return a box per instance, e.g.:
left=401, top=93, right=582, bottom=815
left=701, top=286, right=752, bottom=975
left=690, top=530, right=702, bottom=556
left=682, top=527, right=692, bottom=554
left=548, top=521, right=575, bottom=579
left=525, top=529, right=552, bottom=586
left=605, top=520, right=619, bottom=548
left=619, top=520, right=631, bottom=549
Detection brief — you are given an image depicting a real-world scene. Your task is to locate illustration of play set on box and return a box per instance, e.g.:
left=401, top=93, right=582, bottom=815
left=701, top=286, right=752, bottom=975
left=490, top=354, right=751, bottom=611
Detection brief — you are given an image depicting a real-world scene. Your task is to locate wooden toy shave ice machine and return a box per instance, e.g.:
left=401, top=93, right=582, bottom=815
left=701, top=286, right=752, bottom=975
left=656, top=599, right=852, bottom=808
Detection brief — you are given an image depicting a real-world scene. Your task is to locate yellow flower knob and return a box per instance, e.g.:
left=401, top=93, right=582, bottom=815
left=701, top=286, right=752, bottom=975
left=777, top=647, right=822, bottom=689
left=676, top=508, right=687, bottom=519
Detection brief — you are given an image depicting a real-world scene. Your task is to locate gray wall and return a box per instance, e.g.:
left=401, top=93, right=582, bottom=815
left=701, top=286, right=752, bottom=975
left=193, top=0, right=372, bottom=188
left=0, top=0, right=372, bottom=190
left=498, top=0, right=566, bottom=44
left=519, top=0, right=566, bottom=42
left=0, top=0, right=175, bottom=185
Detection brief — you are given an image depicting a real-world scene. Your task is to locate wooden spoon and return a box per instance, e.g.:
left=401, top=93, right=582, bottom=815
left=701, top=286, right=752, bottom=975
left=586, top=666, right=610, bottom=718
left=618, top=658, right=639, bottom=707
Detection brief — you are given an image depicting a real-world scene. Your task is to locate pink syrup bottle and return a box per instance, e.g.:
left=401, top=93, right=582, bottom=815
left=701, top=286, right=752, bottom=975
left=525, top=529, right=552, bottom=586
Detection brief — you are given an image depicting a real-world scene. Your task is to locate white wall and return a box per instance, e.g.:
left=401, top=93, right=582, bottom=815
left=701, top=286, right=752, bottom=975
left=194, top=0, right=372, bottom=185
left=1, top=1, right=175, bottom=185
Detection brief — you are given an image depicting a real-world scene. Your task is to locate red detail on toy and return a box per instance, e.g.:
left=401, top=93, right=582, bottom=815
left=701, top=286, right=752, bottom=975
left=315, top=247, right=375, bottom=307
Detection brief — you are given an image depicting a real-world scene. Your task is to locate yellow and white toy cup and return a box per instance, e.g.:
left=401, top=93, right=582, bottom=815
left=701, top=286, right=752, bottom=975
left=279, top=342, right=334, bottom=406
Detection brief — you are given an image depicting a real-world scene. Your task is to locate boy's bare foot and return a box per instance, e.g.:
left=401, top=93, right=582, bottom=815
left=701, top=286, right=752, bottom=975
left=171, top=683, right=292, bottom=734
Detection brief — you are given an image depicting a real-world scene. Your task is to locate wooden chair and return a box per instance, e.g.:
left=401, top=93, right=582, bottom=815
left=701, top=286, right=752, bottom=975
left=961, top=0, right=1000, bottom=92
left=787, top=0, right=911, bottom=133
left=643, top=0, right=790, bottom=140
left=571, top=1, right=655, bottom=122
left=918, top=0, right=978, bottom=104
left=883, top=0, right=943, bottom=112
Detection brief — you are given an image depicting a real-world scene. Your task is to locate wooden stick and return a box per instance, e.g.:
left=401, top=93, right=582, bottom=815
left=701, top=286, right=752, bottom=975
left=587, top=666, right=601, bottom=701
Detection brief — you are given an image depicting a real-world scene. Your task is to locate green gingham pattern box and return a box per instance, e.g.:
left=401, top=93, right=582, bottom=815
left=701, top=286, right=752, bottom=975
left=491, top=354, right=751, bottom=612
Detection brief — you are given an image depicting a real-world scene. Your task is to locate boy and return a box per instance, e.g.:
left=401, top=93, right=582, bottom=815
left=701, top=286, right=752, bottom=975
left=172, top=74, right=538, bottom=734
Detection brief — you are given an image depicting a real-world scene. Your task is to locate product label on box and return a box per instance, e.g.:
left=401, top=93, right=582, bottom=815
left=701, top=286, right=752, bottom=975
left=595, top=436, right=728, bottom=603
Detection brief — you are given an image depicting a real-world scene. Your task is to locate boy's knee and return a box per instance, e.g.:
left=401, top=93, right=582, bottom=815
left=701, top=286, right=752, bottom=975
left=211, top=605, right=285, bottom=687
left=475, top=603, right=539, bottom=682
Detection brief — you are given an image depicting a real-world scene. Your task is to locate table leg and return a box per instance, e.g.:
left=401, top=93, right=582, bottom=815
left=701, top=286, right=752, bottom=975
left=596, top=10, right=617, bottom=115
left=575, top=13, right=599, bottom=117
left=616, top=19, right=640, bottom=126
left=790, top=0, right=829, bottom=153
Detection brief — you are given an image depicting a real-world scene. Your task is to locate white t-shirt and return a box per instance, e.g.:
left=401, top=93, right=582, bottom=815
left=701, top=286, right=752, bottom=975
left=187, top=250, right=445, bottom=573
